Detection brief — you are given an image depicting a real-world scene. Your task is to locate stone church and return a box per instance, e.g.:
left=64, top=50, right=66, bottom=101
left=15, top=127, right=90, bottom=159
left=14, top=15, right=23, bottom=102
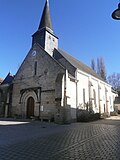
left=0, top=0, right=117, bottom=123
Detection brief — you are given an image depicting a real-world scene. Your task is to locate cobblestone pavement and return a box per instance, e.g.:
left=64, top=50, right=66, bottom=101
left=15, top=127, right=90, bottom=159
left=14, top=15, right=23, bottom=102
left=0, top=119, right=120, bottom=160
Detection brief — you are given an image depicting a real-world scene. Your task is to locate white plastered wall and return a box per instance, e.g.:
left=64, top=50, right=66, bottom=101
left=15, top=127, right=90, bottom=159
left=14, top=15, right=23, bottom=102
left=64, top=68, right=115, bottom=120
left=65, top=70, right=76, bottom=119
left=77, top=70, right=89, bottom=109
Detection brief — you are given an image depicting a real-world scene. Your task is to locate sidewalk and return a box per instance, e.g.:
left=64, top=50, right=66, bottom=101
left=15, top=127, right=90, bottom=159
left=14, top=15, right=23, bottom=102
left=106, top=115, right=120, bottom=120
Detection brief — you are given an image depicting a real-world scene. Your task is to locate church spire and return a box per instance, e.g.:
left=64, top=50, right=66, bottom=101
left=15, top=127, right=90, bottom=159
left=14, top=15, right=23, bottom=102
left=38, top=0, right=53, bottom=32
left=32, top=0, right=58, bottom=56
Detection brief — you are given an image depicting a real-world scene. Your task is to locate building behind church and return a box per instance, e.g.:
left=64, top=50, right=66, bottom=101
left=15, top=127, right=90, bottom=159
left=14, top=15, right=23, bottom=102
left=0, top=0, right=117, bottom=123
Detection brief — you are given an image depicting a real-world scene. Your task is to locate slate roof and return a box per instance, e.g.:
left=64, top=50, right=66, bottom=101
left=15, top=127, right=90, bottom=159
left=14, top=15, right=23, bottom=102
left=57, top=49, right=106, bottom=82
left=1, top=73, right=14, bottom=85
left=38, top=0, right=53, bottom=31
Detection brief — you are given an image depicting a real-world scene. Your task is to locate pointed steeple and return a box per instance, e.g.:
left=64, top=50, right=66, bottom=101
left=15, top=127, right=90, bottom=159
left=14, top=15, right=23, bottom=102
left=32, top=0, right=58, bottom=56
left=38, top=0, right=53, bottom=32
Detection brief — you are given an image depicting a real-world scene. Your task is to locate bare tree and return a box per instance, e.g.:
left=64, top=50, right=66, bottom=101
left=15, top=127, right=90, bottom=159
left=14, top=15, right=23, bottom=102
left=99, top=57, right=106, bottom=80
left=91, top=57, right=106, bottom=80
left=107, top=73, right=120, bottom=90
left=91, top=59, right=96, bottom=71
left=97, top=58, right=100, bottom=75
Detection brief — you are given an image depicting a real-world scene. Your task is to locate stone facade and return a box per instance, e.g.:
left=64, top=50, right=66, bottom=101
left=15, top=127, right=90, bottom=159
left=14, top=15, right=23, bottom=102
left=12, top=44, right=65, bottom=122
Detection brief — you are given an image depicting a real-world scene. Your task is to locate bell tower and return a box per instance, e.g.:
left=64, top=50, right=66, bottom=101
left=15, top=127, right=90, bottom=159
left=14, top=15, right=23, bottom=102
left=32, top=0, right=58, bottom=57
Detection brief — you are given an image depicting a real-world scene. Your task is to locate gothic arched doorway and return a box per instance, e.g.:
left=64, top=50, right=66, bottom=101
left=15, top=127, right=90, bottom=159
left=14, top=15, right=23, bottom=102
left=27, top=97, right=35, bottom=118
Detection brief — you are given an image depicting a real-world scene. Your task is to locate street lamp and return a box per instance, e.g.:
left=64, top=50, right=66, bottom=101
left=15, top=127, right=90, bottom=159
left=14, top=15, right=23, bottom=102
left=112, top=2, right=120, bottom=20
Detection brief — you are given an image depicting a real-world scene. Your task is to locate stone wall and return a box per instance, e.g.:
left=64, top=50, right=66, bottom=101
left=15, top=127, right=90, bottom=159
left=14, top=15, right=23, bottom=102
left=12, top=44, right=65, bottom=120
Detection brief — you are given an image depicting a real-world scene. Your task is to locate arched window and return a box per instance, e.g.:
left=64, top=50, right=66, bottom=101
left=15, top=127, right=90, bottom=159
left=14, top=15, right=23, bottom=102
left=93, top=89, right=96, bottom=106
left=34, top=61, right=37, bottom=75
left=83, top=88, right=85, bottom=108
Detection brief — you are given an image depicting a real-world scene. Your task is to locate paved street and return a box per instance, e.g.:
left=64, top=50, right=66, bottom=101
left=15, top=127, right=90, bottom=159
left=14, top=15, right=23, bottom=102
left=0, top=118, right=120, bottom=160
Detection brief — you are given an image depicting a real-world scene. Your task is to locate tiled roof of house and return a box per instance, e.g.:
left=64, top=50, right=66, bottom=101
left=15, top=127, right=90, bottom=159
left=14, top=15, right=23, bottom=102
left=0, top=78, right=3, bottom=84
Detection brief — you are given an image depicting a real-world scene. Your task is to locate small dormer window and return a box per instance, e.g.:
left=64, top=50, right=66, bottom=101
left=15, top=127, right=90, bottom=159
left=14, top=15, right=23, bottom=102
left=49, top=35, right=51, bottom=39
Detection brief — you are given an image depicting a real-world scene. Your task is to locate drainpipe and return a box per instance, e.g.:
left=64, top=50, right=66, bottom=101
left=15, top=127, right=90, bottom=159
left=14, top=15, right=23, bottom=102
left=64, top=70, right=67, bottom=107
left=98, top=84, right=101, bottom=114
left=63, top=70, right=68, bottom=123
left=38, top=88, right=41, bottom=120
left=75, top=69, right=78, bottom=108
left=75, top=69, right=79, bottom=121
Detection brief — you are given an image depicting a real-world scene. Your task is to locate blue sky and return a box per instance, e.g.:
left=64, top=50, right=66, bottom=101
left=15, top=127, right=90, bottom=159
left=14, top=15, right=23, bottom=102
left=0, top=0, right=120, bottom=78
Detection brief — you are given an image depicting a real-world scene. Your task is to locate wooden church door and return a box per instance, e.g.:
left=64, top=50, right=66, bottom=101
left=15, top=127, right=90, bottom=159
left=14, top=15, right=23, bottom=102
left=27, top=97, right=34, bottom=118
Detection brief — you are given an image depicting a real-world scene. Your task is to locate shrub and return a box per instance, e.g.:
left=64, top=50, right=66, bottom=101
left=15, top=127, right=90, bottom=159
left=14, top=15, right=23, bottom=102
left=77, top=110, right=90, bottom=122
left=118, top=110, right=120, bottom=114
left=110, top=111, right=118, bottom=116
left=91, top=113, right=101, bottom=120
left=77, top=110, right=101, bottom=122
left=101, top=112, right=110, bottom=118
